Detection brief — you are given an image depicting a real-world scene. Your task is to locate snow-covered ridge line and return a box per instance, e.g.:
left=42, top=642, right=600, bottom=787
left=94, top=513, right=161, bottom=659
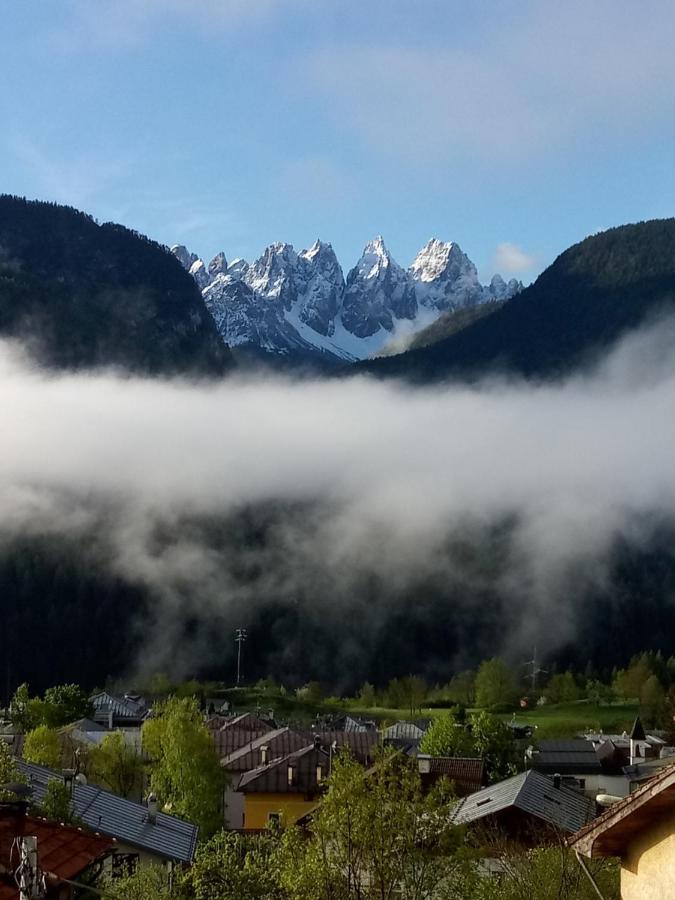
left=171, top=236, right=522, bottom=362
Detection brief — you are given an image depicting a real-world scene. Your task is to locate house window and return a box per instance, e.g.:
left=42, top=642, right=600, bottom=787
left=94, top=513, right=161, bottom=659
left=268, top=812, right=281, bottom=825
left=578, top=779, right=586, bottom=790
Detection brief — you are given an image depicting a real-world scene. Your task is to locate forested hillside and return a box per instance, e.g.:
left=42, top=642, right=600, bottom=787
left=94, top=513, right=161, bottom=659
left=361, top=219, right=675, bottom=380
left=0, top=195, right=232, bottom=374
left=4, top=506, right=675, bottom=701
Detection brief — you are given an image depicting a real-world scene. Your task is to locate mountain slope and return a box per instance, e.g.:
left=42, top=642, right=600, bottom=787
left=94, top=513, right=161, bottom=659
left=0, top=196, right=232, bottom=375
left=360, top=219, right=675, bottom=381
left=173, top=236, right=521, bottom=363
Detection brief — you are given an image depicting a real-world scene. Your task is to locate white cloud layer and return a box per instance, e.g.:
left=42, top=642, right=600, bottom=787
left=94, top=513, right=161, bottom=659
left=2, top=315, right=675, bottom=679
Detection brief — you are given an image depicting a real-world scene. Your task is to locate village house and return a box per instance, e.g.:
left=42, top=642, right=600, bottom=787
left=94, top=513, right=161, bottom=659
left=568, top=761, right=675, bottom=900
left=452, top=769, right=596, bottom=845
left=89, top=692, right=149, bottom=731
left=229, top=742, right=330, bottom=830
left=18, top=761, right=198, bottom=872
left=526, top=738, right=605, bottom=797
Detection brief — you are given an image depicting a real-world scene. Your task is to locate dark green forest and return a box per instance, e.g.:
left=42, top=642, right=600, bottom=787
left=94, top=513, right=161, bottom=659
left=363, top=218, right=675, bottom=380
left=3, top=506, right=675, bottom=701
left=0, top=195, right=231, bottom=374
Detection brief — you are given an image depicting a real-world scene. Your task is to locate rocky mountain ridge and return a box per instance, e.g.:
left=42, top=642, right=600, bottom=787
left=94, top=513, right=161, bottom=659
left=171, top=236, right=522, bottom=361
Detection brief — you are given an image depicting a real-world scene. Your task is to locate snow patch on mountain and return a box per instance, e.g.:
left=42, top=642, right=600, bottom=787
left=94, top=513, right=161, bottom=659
left=171, top=235, right=522, bottom=362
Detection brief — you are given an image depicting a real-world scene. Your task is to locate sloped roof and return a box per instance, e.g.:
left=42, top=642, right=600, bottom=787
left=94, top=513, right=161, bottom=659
left=622, top=755, right=675, bottom=784
left=61, top=718, right=109, bottom=734
left=531, top=739, right=602, bottom=775
left=570, top=762, right=675, bottom=857
left=222, top=712, right=276, bottom=732
left=237, top=745, right=328, bottom=794
left=418, top=756, right=485, bottom=795
left=314, top=731, right=379, bottom=766
left=630, top=716, right=646, bottom=741
left=0, top=813, right=112, bottom=899
left=383, top=721, right=428, bottom=740
left=212, top=726, right=275, bottom=759
left=596, top=739, right=629, bottom=775
left=452, top=770, right=595, bottom=834
left=18, top=761, right=198, bottom=863
left=221, top=728, right=307, bottom=772
left=90, top=692, right=147, bottom=722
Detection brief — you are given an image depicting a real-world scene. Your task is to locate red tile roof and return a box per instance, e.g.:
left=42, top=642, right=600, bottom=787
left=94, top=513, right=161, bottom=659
left=419, top=756, right=486, bottom=795
left=0, top=813, right=113, bottom=898
left=213, top=727, right=271, bottom=758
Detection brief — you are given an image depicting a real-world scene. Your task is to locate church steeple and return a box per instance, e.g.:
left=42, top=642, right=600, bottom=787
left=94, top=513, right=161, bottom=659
left=630, top=716, right=646, bottom=765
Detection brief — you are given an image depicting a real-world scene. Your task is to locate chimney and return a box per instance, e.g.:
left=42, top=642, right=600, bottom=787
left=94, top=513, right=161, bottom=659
left=147, top=792, right=158, bottom=824
left=63, top=769, right=75, bottom=796
left=553, top=773, right=561, bottom=790
left=260, top=745, right=269, bottom=765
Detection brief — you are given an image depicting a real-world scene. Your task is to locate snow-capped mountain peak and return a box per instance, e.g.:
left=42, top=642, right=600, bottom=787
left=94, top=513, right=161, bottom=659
left=410, top=238, right=457, bottom=282
left=357, top=235, right=392, bottom=279
left=171, top=234, right=522, bottom=362
left=226, top=258, right=249, bottom=278
left=409, top=238, right=486, bottom=311
left=300, top=238, right=330, bottom=262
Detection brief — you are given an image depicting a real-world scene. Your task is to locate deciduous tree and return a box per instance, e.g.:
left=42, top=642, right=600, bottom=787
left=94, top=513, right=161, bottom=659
left=475, top=659, right=518, bottom=709
left=41, top=779, right=77, bottom=825
left=143, top=696, right=226, bottom=837
left=90, top=731, right=144, bottom=799
left=23, top=725, right=61, bottom=769
left=419, top=710, right=472, bottom=757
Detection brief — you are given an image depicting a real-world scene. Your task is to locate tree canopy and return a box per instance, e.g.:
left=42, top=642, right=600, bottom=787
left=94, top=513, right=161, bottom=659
left=143, top=696, right=226, bottom=837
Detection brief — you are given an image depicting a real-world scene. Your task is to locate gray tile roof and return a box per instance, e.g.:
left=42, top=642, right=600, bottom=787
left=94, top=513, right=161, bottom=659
left=18, top=761, right=198, bottom=863
left=314, top=731, right=379, bottom=766
left=531, top=740, right=602, bottom=775
left=90, top=692, right=148, bottom=723
left=63, top=718, right=109, bottom=733
left=383, top=721, right=428, bottom=741
left=452, top=770, right=595, bottom=834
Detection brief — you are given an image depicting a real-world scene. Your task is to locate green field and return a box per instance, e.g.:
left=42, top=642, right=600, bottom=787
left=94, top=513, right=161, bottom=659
left=346, top=700, right=640, bottom=740
left=217, top=688, right=641, bottom=741
left=494, top=700, right=640, bottom=739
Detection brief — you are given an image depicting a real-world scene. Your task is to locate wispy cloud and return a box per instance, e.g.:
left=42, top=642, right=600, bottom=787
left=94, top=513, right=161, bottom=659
left=6, top=135, right=133, bottom=210
left=49, top=0, right=310, bottom=51
left=299, top=1, right=675, bottom=164
left=279, top=156, right=357, bottom=208
left=493, top=242, right=537, bottom=275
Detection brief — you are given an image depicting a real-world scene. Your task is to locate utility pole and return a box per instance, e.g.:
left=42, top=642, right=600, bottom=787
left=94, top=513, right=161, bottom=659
left=235, top=628, right=248, bottom=687
left=524, top=645, right=547, bottom=692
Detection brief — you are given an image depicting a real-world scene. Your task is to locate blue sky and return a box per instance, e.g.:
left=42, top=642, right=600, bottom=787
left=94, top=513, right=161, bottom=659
left=2, top=0, right=675, bottom=283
